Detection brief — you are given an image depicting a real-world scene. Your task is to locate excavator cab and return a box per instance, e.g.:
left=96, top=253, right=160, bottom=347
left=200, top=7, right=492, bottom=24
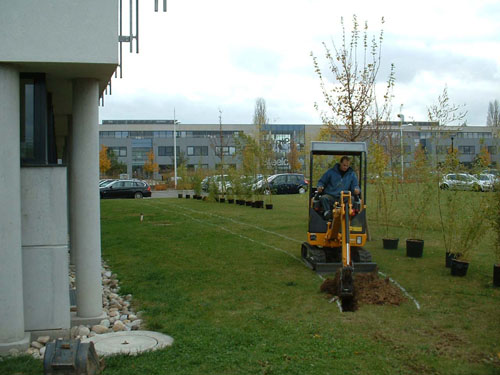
left=301, top=142, right=376, bottom=276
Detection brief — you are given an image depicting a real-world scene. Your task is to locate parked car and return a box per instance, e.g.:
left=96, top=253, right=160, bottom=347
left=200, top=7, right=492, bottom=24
left=100, top=179, right=151, bottom=199
left=476, top=173, right=497, bottom=191
left=201, top=175, right=231, bottom=192
left=253, top=173, right=308, bottom=195
left=99, top=179, right=115, bottom=187
left=439, top=173, right=488, bottom=192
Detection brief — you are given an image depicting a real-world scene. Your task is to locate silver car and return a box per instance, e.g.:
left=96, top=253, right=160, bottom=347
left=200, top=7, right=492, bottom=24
left=439, top=173, right=486, bottom=192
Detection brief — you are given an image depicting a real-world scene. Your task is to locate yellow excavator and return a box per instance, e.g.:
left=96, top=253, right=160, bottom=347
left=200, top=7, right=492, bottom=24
left=301, top=142, right=376, bottom=300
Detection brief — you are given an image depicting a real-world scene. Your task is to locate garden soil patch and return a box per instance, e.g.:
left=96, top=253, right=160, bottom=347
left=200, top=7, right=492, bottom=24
left=320, top=270, right=406, bottom=311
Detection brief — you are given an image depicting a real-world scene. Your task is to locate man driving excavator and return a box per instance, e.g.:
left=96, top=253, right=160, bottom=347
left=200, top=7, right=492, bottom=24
left=317, top=156, right=360, bottom=221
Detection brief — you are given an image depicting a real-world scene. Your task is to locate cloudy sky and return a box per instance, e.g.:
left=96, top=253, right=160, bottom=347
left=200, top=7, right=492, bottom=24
left=99, top=0, right=500, bottom=126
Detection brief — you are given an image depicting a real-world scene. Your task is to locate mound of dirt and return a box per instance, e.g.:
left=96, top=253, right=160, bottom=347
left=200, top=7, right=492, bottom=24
left=320, top=269, right=406, bottom=311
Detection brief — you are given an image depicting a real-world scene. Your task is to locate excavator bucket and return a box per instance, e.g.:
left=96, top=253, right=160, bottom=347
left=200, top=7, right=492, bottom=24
left=339, top=266, right=354, bottom=298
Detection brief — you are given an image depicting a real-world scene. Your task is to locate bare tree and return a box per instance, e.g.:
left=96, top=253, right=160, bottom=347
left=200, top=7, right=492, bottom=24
left=487, top=99, right=500, bottom=129
left=311, top=15, right=395, bottom=141
left=427, top=85, right=467, bottom=126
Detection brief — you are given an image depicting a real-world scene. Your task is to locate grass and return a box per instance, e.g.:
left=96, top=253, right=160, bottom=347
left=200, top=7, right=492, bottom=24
left=2, top=190, right=500, bottom=374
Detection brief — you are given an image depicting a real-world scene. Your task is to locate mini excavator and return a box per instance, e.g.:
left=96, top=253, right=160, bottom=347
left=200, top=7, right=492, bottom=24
left=301, top=142, right=376, bottom=303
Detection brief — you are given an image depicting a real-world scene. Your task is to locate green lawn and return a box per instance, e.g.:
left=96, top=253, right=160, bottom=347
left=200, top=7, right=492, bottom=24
left=2, top=191, right=500, bottom=375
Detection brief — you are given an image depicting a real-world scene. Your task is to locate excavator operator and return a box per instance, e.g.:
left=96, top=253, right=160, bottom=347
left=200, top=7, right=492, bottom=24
left=317, top=155, right=360, bottom=221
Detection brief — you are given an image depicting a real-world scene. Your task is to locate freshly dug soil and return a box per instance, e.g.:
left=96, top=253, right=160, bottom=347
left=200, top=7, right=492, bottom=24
left=320, top=269, right=406, bottom=311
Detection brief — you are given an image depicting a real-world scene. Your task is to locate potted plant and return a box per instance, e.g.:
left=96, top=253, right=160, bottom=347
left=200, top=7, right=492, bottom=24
left=254, top=174, right=265, bottom=208
left=191, top=170, right=202, bottom=200
left=449, top=197, right=488, bottom=276
left=489, top=182, right=500, bottom=286
left=370, top=143, right=398, bottom=249
left=208, top=177, right=219, bottom=202
left=403, top=145, right=432, bottom=258
left=226, top=169, right=236, bottom=204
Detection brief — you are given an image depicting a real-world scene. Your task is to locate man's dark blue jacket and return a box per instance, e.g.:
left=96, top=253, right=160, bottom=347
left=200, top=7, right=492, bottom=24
left=317, top=163, right=360, bottom=198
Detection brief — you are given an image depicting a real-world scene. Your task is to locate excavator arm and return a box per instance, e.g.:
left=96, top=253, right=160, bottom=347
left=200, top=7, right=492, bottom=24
left=328, top=191, right=355, bottom=299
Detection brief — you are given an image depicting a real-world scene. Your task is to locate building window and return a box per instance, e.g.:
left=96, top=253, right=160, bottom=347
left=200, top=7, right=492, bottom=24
left=109, top=147, right=127, bottom=157
left=488, top=146, right=497, bottom=155
left=132, top=148, right=151, bottom=163
left=458, top=146, right=475, bottom=155
left=215, top=146, right=236, bottom=156
left=20, top=73, right=57, bottom=165
left=158, top=146, right=180, bottom=156
left=187, top=146, right=208, bottom=156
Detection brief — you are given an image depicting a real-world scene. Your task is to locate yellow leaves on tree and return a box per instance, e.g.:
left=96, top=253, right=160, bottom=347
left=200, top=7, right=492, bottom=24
left=477, top=146, right=491, bottom=169
left=143, top=149, right=159, bottom=177
left=287, top=139, right=302, bottom=172
left=99, top=145, right=111, bottom=176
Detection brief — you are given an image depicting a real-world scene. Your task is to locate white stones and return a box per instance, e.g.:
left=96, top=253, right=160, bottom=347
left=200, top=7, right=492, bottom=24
left=112, top=320, right=126, bottom=332
left=12, top=260, right=143, bottom=360
left=31, top=341, right=43, bottom=349
left=77, top=326, right=91, bottom=337
left=37, top=336, right=50, bottom=345
left=91, top=325, right=109, bottom=334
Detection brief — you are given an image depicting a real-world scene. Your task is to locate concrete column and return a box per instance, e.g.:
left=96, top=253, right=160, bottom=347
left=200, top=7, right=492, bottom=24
left=0, top=64, right=30, bottom=353
left=69, top=79, right=105, bottom=324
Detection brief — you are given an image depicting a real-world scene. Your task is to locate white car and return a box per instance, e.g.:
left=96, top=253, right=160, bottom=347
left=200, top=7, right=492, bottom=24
left=476, top=173, right=497, bottom=191
left=440, top=173, right=488, bottom=192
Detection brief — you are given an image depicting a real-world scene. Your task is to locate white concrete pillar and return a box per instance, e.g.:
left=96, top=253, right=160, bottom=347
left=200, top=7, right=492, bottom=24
left=0, top=64, right=30, bottom=353
left=69, top=79, right=105, bottom=323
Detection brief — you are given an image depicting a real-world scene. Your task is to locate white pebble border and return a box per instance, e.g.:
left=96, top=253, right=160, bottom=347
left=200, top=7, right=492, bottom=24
left=2, top=260, right=142, bottom=360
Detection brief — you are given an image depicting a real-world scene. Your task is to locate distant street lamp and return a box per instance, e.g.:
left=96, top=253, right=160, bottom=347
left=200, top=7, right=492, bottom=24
left=397, top=114, right=405, bottom=180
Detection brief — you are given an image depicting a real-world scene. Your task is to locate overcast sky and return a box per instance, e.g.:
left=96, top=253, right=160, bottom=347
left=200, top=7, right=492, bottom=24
left=99, top=0, right=500, bottom=126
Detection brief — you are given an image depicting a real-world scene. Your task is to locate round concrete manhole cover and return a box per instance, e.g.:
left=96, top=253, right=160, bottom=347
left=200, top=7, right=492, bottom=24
left=82, top=331, right=173, bottom=356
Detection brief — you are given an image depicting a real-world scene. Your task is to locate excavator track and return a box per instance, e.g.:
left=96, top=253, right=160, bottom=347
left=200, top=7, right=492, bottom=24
left=302, top=243, right=376, bottom=274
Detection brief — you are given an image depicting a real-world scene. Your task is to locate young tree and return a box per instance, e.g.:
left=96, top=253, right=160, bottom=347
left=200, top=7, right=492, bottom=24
left=427, top=85, right=468, bottom=126
left=252, top=98, right=274, bottom=176
left=475, top=145, right=491, bottom=170
left=143, top=148, right=159, bottom=179
left=487, top=99, right=500, bottom=129
left=287, top=139, right=301, bottom=172
left=99, top=145, right=111, bottom=177
left=311, top=15, right=395, bottom=141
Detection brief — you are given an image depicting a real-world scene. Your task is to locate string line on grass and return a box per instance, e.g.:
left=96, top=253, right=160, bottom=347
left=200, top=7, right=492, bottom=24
left=147, top=202, right=303, bottom=263
left=163, top=202, right=303, bottom=244
left=378, top=271, right=421, bottom=310
left=146, top=203, right=334, bottom=301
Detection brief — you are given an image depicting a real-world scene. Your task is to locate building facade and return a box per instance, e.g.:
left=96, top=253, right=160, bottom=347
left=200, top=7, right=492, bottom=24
left=99, top=120, right=499, bottom=178
left=0, top=0, right=119, bottom=353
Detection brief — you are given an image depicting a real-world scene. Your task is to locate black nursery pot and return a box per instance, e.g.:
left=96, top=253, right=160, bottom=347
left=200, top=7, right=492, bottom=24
left=451, top=259, right=469, bottom=277
left=406, top=239, right=424, bottom=258
left=493, top=264, right=500, bottom=287
left=382, top=238, right=399, bottom=250
left=445, top=252, right=458, bottom=268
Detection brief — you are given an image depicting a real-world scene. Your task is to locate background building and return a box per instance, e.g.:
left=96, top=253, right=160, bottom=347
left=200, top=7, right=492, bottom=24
left=99, top=120, right=498, bottom=178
